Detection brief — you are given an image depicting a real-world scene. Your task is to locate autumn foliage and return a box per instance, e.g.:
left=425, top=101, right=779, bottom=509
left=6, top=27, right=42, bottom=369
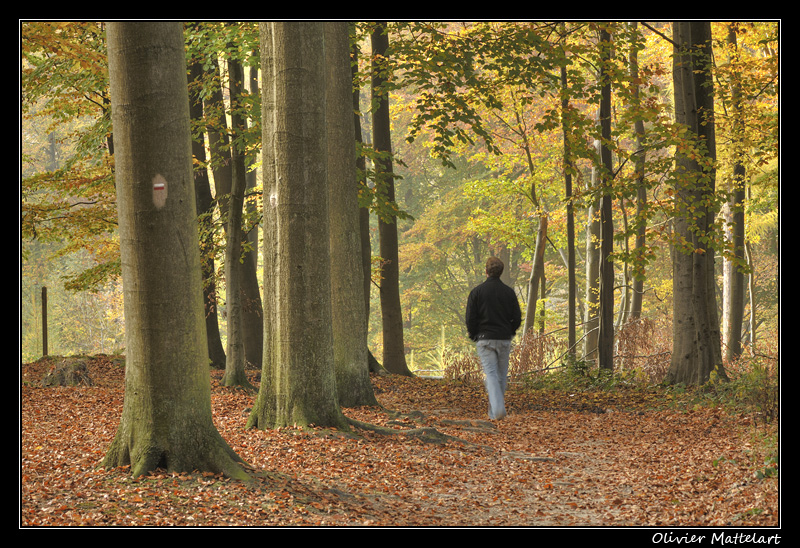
left=21, top=355, right=778, bottom=527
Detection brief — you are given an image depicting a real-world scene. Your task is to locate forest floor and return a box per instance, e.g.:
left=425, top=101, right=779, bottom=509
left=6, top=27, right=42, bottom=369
left=20, top=355, right=780, bottom=531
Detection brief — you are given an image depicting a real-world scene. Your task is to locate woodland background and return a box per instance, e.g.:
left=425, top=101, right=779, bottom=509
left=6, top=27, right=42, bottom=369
left=20, top=21, right=779, bottom=528
left=20, top=21, right=779, bottom=375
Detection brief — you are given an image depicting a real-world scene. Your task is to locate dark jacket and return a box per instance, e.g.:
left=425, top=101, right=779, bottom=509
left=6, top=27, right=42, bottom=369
left=465, top=276, right=522, bottom=342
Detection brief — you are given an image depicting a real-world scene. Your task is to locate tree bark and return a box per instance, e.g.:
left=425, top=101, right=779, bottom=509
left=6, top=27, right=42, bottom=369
left=204, top=50, right=263, bottom=372
left=242, top=57, right=264, bottom=371
left=351, top=36, right=385, bottom=375
left=597, top=26, right=615, bottom=371
left=371, top=23, right=413, bottom=376
left=102, top=21, right=249, bottom=479
left=248, top=21, right=349, bottom=430
left=583, top=135, right=602, bottom=365
left=560, top=52, right=577, bottom=354
left=665, top=21, right=727, bottom=385
left=627, top=22, right=647, bottom=321
left=187, top=41, right=226, bottom=369
left=220, top=56, right=255, bottom=389
left=325, top=21, right=378, bottom=406
left=522, top=216, right=547, bottom=336
left=721, top=24, right=747, bottom=363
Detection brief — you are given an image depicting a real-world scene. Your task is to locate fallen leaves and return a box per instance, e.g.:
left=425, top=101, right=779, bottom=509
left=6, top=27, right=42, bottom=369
left=20, top=356, right=779, bottom=528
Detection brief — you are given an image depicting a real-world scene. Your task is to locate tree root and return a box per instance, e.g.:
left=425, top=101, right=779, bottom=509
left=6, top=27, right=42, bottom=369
left=345, top=416, right=470, bottom=445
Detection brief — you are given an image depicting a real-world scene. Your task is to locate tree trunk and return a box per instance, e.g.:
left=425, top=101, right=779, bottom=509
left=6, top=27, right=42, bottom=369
left=560, top=56, right=577, bottom=354
left=248, top=21, right=349, bottom=430
left=325, top=21, right=378, bottom=406
left=204, top=52, right=263, bottom=371
left=187, top=42, right=226, bottom=369
left=522, top=215, right=547, bottom=336
left=721, top=24, right=747, bottom=363
left=102, top=21, right=249, bottom=479
left=220, top=56, right=255, bottom=389
left=243, top=59, right=264, bottom=371
left=371, top=23, right=413, bottom=376
left=583, top=137, right=602, bottom=365
left=597, top=26, right=615, bottom=371
left=351, top=36, right=385, bottom=375
left=665, top=21, right=727, bottom=385
left=627, top=22, right=647, bottom=321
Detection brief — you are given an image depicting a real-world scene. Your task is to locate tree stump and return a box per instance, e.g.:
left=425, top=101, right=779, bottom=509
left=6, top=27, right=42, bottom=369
left=42, top=357, right=94, bottom=387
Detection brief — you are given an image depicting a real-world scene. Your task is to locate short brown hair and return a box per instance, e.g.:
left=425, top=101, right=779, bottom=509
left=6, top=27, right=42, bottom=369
left=485, top=257, right=504, bottom=278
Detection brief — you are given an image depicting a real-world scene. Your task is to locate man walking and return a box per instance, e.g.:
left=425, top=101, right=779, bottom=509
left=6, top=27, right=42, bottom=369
left=465, top=257, right=522, bottom=420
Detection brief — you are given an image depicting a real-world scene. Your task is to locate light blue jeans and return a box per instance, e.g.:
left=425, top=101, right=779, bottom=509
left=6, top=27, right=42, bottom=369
left=476, top=339, right=512, bottom=420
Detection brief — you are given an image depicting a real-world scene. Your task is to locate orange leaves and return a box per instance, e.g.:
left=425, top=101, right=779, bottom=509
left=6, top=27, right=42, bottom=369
left=20, top=360, right=779, bottom=527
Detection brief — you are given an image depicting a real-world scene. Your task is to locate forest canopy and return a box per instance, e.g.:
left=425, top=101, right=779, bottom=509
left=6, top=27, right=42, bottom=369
left=20, top=21, right=779, bottom=385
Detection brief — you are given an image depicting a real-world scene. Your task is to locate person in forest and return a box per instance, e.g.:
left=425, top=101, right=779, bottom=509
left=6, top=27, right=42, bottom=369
left=465, top=257, right=522, bottom=421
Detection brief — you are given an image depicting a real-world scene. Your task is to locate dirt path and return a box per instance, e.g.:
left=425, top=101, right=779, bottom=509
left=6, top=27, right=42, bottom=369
left=20, top=358, right=779, bottom=528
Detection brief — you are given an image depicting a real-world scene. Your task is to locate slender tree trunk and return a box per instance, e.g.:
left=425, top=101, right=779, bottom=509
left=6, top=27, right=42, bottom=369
left=522, top=216, right=547, bottom=336
left=351, top=35, right=385, bottom=374
left=745, top=240, right=756, bottom=352
left=325, top=21, right=378, bottom=406
left=597, top=26, right=615, bottom=371
left=722, top=24, right=747, bottom=363
left=666, top=21, right=727, bottom=385
left=514, top=98, right=548, bottom=339
left=242, top=60, right=264, bottom=371
left=187, top=41, right=226, bottom=369
left=102, top=21, right=249, bottom=479
left=220, top=56, right=255, bottom=389
left=560, top=56, right=576, bottom=354
left=617, top=199, right=630, bottom=328
left=204, top=56, right=233, bottom=219
left=248, top=21, right=349, bottom=430
left=371, top=22, right=412, bottom=376
left=628, top=22, right=647, bottom=321
left=584, top=136, right=602, bottom=365
left=204, top=52, right=263, bottom=372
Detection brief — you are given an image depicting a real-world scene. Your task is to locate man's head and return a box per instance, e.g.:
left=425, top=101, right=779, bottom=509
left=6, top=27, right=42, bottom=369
left=485, top=256, right=504, bottom=278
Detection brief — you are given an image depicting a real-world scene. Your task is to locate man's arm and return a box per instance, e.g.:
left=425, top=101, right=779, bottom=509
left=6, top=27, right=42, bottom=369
left=509, top=290, right=522, bottom=333
left=465, top=289, right=479, bottom=341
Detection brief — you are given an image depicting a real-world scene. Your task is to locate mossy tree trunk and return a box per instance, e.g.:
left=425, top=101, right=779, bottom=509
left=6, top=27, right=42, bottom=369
left=102, top=21, right=249, bottom=480
left=247, top=21, right=349, bottom=430
left=666, top=21, right=727, bottom=385
left=325, top=21, right=378, bottom=407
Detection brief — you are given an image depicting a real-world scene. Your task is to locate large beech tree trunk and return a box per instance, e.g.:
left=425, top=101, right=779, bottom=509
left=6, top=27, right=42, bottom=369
left=102, top=21, right=249, bottom=480
left=666, top=21, right=727, bottom=385
left=247, top=21, right=348, bottom=430
left=325, top=21, right=378, bottom=406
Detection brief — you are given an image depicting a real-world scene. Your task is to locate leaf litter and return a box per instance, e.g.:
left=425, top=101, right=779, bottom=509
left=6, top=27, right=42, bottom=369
left=20, top=355, right=779, bottom=528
